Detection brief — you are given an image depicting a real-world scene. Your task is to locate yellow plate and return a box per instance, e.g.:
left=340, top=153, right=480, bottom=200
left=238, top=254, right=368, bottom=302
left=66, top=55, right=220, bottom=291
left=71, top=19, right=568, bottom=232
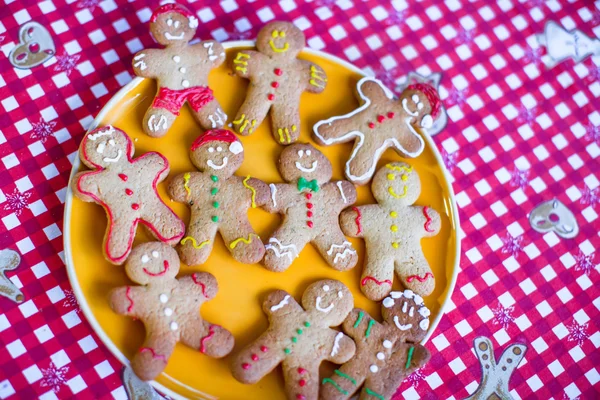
left=64, top=41, right=460, bottom=400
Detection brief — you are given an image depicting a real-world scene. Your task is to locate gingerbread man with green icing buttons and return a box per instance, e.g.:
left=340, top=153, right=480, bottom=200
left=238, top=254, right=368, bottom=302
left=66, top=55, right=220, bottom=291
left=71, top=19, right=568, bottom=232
left=231, top=280, right=356, bottom=400
left=231, top=21, right=327, bottom=144
left=321, top=289, right=431, bottom=400
left=339, top=162, right=441, bottom=301
left=169, top=129, right=269, bottom=266
left=109, top=242, right=234, bottom=381
left=256, top=143, right=358, bottom=272
left=133, top=4, right=227, bottom=137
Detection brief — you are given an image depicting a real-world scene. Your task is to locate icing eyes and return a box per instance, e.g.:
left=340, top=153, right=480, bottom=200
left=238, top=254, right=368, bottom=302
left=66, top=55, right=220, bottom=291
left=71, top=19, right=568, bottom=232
left=152, top=251, right=160, bottom=258
left=298, top=149, right=312, bottom=158
left=338, top=291, right=343, bottom=298
left=209, top=146, right=223, bottom=153
left=108, top=139, right=115, bottom=146
left=412, top=94, right=419, bottom=103
left=174, top=20, right=180, bottom=28
left=217, top=146, right=222, bottom=152
left=141, top=254, right=150, bottom=263
left=166, top=18, right=173, bottom=26
left=323, top=284, right=330, bottom=292
left=271, top=30, right=286, bottom=38
left=417, top=103, right=424, bottom=110
left=306, top=150, right=311, bottom=156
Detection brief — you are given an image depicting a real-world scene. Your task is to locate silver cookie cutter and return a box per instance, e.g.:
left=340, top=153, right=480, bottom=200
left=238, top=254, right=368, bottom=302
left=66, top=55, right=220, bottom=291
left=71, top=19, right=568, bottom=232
left=529, top=198, right=579, bottom=239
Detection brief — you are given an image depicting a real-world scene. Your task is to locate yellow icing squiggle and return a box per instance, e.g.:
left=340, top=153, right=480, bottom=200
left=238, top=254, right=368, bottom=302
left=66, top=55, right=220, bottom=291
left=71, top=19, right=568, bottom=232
left=388, top=186, right=408, bottom=199
left=233, top=114, right=245, bottom=125
left=385, top=164, right=413, bottom=173
left=229, top=234, right=259, bottom=249
left=183, top=173, right=191, bottom=198
left=309, top=66, right=327, bottom=88
left=243, top=175, right=258, bottom=208
left=181, top=236, right=210, bottom=249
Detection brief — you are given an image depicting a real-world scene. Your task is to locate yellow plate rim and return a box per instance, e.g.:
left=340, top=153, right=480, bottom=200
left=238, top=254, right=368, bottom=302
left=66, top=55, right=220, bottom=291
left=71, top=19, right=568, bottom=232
left=63, top=39, right=461, bottom=399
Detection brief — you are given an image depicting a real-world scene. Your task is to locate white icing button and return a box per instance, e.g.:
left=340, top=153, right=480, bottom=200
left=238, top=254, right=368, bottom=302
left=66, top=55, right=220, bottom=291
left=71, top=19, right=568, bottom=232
left=377, top=352, right=385, bottom=360
left=170, top=321, right=178, bottom=331
left=164, top=308, right=173, bottom=317
left=173, top=55, right=181, bottom=63
left=370, top=365, right=378, bottom=373
left=152, top=251, right=159, bottom=258
left=323, top=285, right=330, bottom=292
left=383, top=340, right=392, bottom=349
left=159, top=294, right=168, bottom=303
left=419, top=318, right=430, bottom=331
left=141, top=255, right=150, bottom=263
left=179, top=67, right=186, bottom=73
left=338, top=291, right=343, bottom=298
left=382, top=297, right=394, bottom=308
left=182, top=79, right=190, bottom=87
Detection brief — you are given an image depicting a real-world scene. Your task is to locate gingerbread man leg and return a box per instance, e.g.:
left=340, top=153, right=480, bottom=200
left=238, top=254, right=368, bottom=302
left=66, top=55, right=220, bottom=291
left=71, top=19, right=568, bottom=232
left=180, top=319, right=234, bottom=358
left=232, top=333, right=283, bottom=384
left=232, top=87, right=272, bottom=135
left=143, top=107, right=177, bottom=138
left=178, top=222, right=218, bottom=266
left=360, top=249, right=394, bottom=301
left=192, top=99, right=227, bottom=130
left=312, top=229, right=357, bottom=271
left=270, top=102, right=301, bottom=144
left=394, top=252, right=435, bottom=296
left=141, top=201, right=185, bottom=245
left=321, top=362, right=365, bottom=400
left=263, top=226, right=310, bottom=272
left=346, top=137, right=385, bottom=184
left=282, top=360, right=319, bottom=400
left=219, top=219, right=265, bottom=264
left=105, top=216, right=139, bottom=263
left=131, top=334, right=177, bottom=381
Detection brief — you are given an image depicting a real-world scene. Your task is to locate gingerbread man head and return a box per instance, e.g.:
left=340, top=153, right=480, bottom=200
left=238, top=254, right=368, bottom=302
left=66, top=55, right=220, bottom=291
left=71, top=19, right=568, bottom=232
left=372, top=162, right=421, bottom=207
left=381, top=289, right=430, bottom=342
left=149, top=3, right=199, bottom=46
left=399, top=83, right=442, bottom=131
left=302, top=280, right=353, bottom=326
left=278, top=143, right=332, bottom=185
left=125, top=242, right=181, bottom=285
left=81, top=126, right=134, bottom=169
left=256, top=21, right=305, bottom=58
left=189, top=129, right=245, bottom=178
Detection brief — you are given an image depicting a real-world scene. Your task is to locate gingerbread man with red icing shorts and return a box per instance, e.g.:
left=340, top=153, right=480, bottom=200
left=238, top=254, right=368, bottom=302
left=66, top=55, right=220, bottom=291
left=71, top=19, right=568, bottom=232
left=321, top=289, right=431, bottom=400
left=110, top=242, right=234, bottom=381
left=313, top=77, right=442, bottom=185
left=72, top=125, right=185, bottom=265
left=257, top=143, right=358, bottom=272
left=231, top=279, right=356, bottom=400
left=133, top=4, right=227, bottom=137
left=169, top=129, right=269, bottom=266
left=231, top=21, right=327, bottom=144
left=339, top=162, right=441, bottom=301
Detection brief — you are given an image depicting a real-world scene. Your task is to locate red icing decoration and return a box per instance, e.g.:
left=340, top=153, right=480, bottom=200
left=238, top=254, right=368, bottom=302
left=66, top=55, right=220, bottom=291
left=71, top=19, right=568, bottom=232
left=377, top=115, right=385, bottom=123
left=118, top=173, right=128, bottom=181
left=352, top=206, right=362, bottom=235
left=305, top=193, right=312, bottom=199
left=407, top=83, right=442, bottom=118
left=242, top=363, right=250, bottom=370
left=298, top=368, right=306, bottom=374
left=361, top=276, right=392, bottom=286
left=274, top=68, right=283, bottom=76
left=140, top=347, right=167, bottom=362
left=200, top=325, right=216, bottom=353
left=271, top=81, right=279, bottom=88
left=191, top=129, right=238, bottom=151
left=251, top=354, right=259, bottom=361
left=307, top=211, right=313, bottom=217
left=423, top=206, right=434, bottom=232
left=299, top=379, right=306, bottom=387
left=131, top=203, right=140, bottom=210
left=387, top=112, right=395, bottom=118
left=153, top=86, right=214, bottom=116
left=296, top=395, right=305, bottom=400
left=268, top=94, right=275, bottom=101
left=150, top=3, right=195, bottom=23
left=260, top=346, right=268, bottom=352
left=125, top=189, right=133, bottom=196
left=143, top=260, right=169, bottom=277
left=406, top=272, right=434, bottom=283
left=192, top=273, right=209, bottom=297
left=307, top=221, right=314, bottom=228
left=126, top=286, right=134, bottom=313
left=306, top=203, right=313, bottom=209
left=368, top=122, right=375, bottom=129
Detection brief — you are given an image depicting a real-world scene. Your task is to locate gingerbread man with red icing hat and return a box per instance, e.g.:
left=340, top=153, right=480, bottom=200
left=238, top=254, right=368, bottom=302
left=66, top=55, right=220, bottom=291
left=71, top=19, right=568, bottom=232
left=72, top=125, right=185, bottom=265
left=321, top=289, right=431, bottom=400
left=110, top=242, right=234, bottom=381
left=339, top=162, right=441, bottom=301
left=133, top=3, right=227, bottom=137
left=231, top=21, right=327, bottom=144
left=231, top=279, right=356, bottom=400
left=313, top=77, right=442, bottom=185
left=256, top=143, right=358, bottom=272
left=169, top=129, right=269, bottom=266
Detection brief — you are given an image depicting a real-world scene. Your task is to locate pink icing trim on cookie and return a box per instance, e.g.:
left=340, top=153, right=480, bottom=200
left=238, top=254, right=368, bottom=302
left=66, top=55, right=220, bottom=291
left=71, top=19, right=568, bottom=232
left=423, top=206, right=434, bottom=232
left=406, top=272, right=433, bottom=283
left=140, top=347, right=167, bottom=362
left=143, top=260, right=169, bottom=277
left=361, top=276, right=392, bottom=286
left=126, top=286, right=134, bottom=313
left=191, top=273, right=209, bottom=298
left=200, top=325, right=216, bottom=353
left=352, top=206, right=362, bottom=235
left=78, top=128, right=184, bottom=264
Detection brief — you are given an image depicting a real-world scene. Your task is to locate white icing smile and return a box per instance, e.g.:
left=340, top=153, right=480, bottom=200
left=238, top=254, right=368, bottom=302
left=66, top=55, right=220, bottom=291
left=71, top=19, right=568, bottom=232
left=103, top=150, right=122, bottom=163
left=165, top=32, right=184, bottom=40
left=316, top=296, right=334, bottom=313
left=207, top=157, right=228, bottom=170
left=393, top=316, right=413, bottom=331
left=295, top=160, right=317, bottom=173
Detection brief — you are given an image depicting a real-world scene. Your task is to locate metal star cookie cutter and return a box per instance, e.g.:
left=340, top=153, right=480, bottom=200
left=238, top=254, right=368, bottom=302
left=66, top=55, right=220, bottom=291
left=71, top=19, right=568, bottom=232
left=0, top=249, right=25, bottom=303
left=529, top=198, right=579, bottom=239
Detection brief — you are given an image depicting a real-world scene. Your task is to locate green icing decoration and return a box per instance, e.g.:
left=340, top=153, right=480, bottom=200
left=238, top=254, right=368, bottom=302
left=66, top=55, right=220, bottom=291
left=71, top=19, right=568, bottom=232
left=211, top=187, right=218, bottom=195
left=284, top=348, right=291, bottom=354
left=211, top=175, right=218, bottom=182
left=322, top=378, right=348, bottom=395
left=211, top=216, right=219, bottom=222
left=334, top=370, right=356, bottom=385
left=365, top=388, right=384, bottom=400
left=292, top=337, right=297, bottom=343
left=405, top=346, right=414, bottom=369
left=297, top=329, right=303, bottom=335
left=353, top=311, right=364, bottom=328
left=304, top=321, right=310, bottom=327
left=365, top=319, right=376, bottom=338
left=213, top=201, right=219, bottom=208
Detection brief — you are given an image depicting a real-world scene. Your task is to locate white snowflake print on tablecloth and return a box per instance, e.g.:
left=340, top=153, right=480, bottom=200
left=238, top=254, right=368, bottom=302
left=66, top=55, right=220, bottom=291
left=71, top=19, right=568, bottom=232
left=567, top=320, right=589, bottom=347
left=31, top=119, right=57, bottom=142
left=62, top=289, right=81, bottom=313
left=456, top=28, right=476, bottom=45
left=446, top=87, right=468, bottom=107
left=517, top=106, right=537, bottom=126
left=53, top=53, right=80, bottom=75
left=492, top=305, right=515, bottom=329
left=406, top=368, right=425, bottom=387
left=574, top=251, right=597, bottom=276
left=40, top=362, right=69, bottom=393
left=501, top=234, right=523, bottom=257
left=3, top=189, right=31, bottom=216
left=590, top=66, right=600, bottom=82
left=524, top=46, right=543, bottom=65
left=580, top=186, right=599, bottom=208
left=510, top=168, right=529, bottom=190
left=385, top=9, right=407, bottom=26
left=77, top=0, right=100, bottom=11
left=442, top=150, right=458, bottom=174
left=225, top=28, right=252, bottom=40
left=375, top=68, right=399, bottom=91
left=585, top=124, right=600, bottom=145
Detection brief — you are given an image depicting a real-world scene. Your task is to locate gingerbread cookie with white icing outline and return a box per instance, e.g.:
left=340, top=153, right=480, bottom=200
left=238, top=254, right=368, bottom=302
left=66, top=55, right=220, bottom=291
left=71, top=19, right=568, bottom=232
left=231, top=279, right=355, bottom=400
left=231, top=21, right=327, bottom=144
left=321, top=289, right=431, bottom=400
left=133, top=3, right=227, bottom=137
left=169, top=129, right=269, bottom=266
left=110, top=242, right=234, bottom=381
left=72, top=125, right=185, bottom=265
left=339, top=162, right=441, bottom=301
left=313, top=77, right=442, bottom=185
left=256, top=143, right=358, bottom=272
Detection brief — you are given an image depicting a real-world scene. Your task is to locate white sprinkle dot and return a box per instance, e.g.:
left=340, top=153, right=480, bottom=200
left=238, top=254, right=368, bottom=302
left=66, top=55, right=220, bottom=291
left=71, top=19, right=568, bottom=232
left=152, top=251, right=159, bottom=258
left=159, top=294, right=168, bottom=303
left=382, top=297, right=394, bottom=308
left=323, top=285, right=330, bottom=292
left=377, top=352, right=385, bottom=360
left=179, top=67, right=186, bottom=73
left=182, top=80, right=190, bottom=88
left=141, top=255, right=149, bottom=263
left=170, top=321, right=178, bottom=331
left=164, top=308, right=173, bottom=317
left=173, top=55, right=181, bottom=63
left=370, top=365, right=378, bottom=373
left=383, top=340, right=392, bottom=349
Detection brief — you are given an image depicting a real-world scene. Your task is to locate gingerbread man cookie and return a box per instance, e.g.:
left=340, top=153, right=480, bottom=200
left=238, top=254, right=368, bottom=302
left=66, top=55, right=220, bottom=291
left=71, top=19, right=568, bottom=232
left=133, top=4, right=227, bottom=137
left=169, top=129, right=269, bottom=266
left=339, top=162, right=441, bottom=301
left=256, top=143, right=358, bottom=272
left=110, top=242, right=234, bottom=381
left=231, top=280, right=355, bottom=400
left=313, top=77, right=442, bottom=185
left=231, top=21, right=327, bottom=144
left=321, top=290, right=431, bottom=400
left=72, top=125, right=185, bottom=265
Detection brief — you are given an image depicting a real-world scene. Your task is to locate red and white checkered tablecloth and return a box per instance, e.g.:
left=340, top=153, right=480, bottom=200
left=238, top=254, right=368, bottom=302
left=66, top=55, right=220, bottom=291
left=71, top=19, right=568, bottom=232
left=0, top=0, right=599, bottom=399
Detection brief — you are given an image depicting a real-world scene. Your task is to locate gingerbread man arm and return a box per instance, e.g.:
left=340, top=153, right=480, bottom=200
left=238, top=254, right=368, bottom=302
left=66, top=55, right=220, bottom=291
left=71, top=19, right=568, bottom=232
left=168, top=172, right=197, bottom=203
left=323, top=181, right=357, bottom=212
left=109, top=285, right=143, bottom=318
left=231, top=50, right=264, bottom=79
left=72, top=171, right=101, bottom=202
left=260, top=183, right=298, bottom=214
left=342, top=308, right=375, bottom=340
left=419, top=206, right=441, bottom=237
left=323, top=329, right=356, bottom=364
left=339, top=206, right=367, bottom=238
left=262, top=289, right=303, bottom=318
left=194, top=40, right=226, bottom=67
left=135, top=152, right=170, bottom=182
left=132, top=49, right=161, bottom=78
left=242, top=177, right=270, bottom=208
left=178, top=272, right=218, bottom=300
left=300, top=60, right=327, bottom=93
